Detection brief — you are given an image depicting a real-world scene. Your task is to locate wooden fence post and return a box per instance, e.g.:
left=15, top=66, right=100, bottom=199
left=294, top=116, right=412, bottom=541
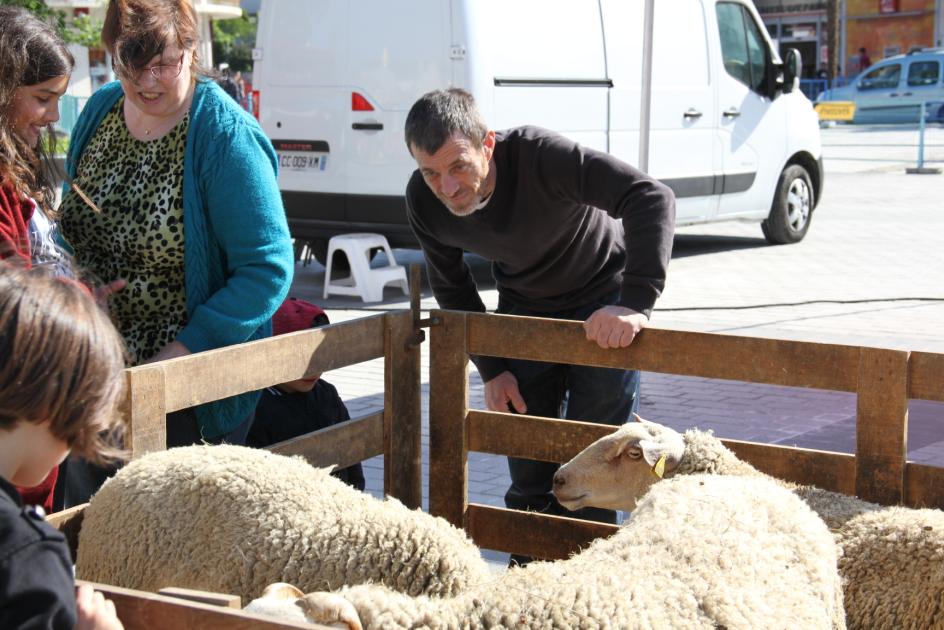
left=428, top=310, right=469, bottom=528
left=124, top=365, right=167, bottom=459
left=855, top=347, right=909, bottom=505
left=384, top=311, right=422, bottom=509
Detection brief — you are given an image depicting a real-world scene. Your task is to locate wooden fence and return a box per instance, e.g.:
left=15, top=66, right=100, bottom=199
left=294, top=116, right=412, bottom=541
left=47, top=307, right=944, bottom=624
left=428, top=310, right=944, bottom=561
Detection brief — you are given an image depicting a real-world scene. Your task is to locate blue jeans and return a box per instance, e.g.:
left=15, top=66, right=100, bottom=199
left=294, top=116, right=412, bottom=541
left=495, top=294, right=641, bottom=529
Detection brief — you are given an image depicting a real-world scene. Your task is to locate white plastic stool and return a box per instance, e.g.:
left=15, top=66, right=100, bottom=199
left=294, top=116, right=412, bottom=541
left=323, top=233, right=409, bottom=303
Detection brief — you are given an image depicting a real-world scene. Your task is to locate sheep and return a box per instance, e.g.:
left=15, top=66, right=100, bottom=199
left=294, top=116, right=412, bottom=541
left=838, top=507, right=944, bottom=630
left=552, top=414, right=879, bottom=530
left=75, top=445, right=491, bottom=602
left=248, top=474, right=846, bottom=630
left=553, top=414, right=944, bottom=630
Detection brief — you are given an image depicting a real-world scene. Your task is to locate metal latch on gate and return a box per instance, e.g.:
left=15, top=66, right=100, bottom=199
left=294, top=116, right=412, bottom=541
left=407, top=264, right=440, bottom=349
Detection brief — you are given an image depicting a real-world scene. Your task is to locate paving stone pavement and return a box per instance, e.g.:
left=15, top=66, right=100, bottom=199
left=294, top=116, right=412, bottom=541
left=287, top=124, right=944, bottom=562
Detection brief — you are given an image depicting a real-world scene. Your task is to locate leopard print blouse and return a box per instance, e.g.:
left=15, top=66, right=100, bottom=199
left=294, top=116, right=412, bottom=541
left=60, top=97, right=189, bottom=365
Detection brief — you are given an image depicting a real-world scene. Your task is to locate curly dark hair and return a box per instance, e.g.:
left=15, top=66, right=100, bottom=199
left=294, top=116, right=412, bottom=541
left=0, top=6, right=74, bottom=214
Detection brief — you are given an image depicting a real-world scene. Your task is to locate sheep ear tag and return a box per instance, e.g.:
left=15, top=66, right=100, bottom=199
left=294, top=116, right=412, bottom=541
left=651, top=454, right=667, bottom=479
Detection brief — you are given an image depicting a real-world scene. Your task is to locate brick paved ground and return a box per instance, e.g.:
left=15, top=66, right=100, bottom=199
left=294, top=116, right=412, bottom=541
left=288, top=124, right=944, bottom=563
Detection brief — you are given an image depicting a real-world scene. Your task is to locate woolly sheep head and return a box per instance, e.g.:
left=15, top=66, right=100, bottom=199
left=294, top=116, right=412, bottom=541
left=553, top=414, right=685, bottom=511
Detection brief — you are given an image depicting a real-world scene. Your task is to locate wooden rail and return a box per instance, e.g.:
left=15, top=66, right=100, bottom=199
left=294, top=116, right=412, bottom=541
left=429, top=310, right=944, bottom=560
left=77, top=581, right=335, bottom=629
left=117, top=311, right=421, bottom=508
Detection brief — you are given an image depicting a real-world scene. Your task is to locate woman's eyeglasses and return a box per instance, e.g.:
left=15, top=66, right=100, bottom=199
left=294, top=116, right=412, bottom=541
left=113, top=52, right=186, bottom=82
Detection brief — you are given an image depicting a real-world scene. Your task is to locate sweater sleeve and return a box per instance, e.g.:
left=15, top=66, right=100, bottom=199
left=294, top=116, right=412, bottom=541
left=175, top=115, right=294, bottom=353
left=0, top=540, right=76, bottom=630
left=536, top=132, right=675, bottom=316
left=0, top=184, right=32, bottom=264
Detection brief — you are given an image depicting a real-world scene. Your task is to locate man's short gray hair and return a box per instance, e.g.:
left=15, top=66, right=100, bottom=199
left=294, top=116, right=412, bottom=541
left=404, top=88, right=488, bottom=156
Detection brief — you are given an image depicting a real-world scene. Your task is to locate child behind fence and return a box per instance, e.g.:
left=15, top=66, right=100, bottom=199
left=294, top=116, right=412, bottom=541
left=248, top=297, right=366, bottom=491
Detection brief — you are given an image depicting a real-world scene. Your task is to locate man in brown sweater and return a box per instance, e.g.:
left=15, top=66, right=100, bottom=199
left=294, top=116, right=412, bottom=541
left=404, top=88, right=675, bottom=562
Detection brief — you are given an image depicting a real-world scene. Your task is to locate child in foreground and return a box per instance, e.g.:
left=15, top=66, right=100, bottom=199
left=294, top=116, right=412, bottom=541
left=0, top=265, right=125, bottom=629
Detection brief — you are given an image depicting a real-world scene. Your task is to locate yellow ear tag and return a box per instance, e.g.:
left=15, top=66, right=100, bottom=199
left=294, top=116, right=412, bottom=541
left=651, top=454, right=667, bottom=479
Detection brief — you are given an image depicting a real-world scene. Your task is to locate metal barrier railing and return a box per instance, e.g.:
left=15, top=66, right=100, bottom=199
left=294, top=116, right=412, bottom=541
left=803, top=76, right=849, bottom=101
left=800, top=78, right=828, bottom=100
left=908, top=100, right=944, bottom=174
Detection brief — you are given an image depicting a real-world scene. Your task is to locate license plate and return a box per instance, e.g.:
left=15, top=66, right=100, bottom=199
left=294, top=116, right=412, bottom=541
left=272, top=139, right=330, bottom=173
left=815, top=101, right=856, bottom=121
left=278, top=152, right=327, bottom=172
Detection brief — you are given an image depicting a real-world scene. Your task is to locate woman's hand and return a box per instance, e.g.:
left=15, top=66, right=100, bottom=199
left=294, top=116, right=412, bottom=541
left=92, top=279, right=126, bottom=309
left=74, top=584, right=124, bottom=630
left=144, top=340, right=191, bottom=364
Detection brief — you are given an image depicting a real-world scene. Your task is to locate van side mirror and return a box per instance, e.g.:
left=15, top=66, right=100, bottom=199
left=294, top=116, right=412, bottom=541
left=781, top=48, right=801, bottom=95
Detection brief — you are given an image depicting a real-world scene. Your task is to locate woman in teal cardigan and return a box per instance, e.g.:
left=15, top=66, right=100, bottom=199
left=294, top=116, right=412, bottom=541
left=59, top=0, right=292, bottom=456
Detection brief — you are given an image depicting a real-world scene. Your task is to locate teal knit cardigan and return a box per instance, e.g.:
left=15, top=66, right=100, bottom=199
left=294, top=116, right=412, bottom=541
left=65, top=80, right=294, bottom=437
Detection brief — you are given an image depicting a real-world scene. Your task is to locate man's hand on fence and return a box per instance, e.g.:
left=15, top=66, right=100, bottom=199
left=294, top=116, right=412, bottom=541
left=583, top=306, right=648, bottom=349
left=485, top=371, right=527, bottom=414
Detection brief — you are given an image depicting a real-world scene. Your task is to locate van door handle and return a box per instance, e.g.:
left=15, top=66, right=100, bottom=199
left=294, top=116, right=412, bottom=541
left=722, top=108, right=741, bottom=118
left=889, top=93, right=900, bottom=97
left=683, top=108, right=703, bottom=119
left=902, top=92, right=913, bottom=97
left=352, top=122, right=384, bottom=131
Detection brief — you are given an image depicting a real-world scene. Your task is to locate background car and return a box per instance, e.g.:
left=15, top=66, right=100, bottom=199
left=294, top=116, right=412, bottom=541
left=817, top=48, right=944, bottom=124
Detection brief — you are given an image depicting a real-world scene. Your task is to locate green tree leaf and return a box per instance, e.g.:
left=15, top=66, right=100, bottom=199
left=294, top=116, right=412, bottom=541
left=1, top=0, right=102, bottom=48
left=211, top=11, right=257, bottom=72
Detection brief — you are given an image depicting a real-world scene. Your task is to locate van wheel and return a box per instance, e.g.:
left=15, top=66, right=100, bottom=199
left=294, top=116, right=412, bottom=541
left=762, top=164, right=813, bottom=244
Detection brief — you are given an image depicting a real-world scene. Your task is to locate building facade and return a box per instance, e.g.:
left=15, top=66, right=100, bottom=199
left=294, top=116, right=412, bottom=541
left=754, top=0, right=943, bottom=78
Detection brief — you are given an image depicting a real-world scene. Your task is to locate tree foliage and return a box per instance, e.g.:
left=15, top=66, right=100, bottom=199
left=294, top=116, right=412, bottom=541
left=211, top=11, right=256, bottom=72
left=0, top=0, right=103, bottom=48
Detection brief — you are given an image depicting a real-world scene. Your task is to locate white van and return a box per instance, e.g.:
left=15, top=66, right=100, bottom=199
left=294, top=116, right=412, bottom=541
left=253, top=0, right=823, bottom=264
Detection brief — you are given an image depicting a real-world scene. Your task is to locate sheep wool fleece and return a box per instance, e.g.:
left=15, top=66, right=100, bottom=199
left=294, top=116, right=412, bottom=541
left=75, top=445, right=490, bottom=601
left=331, top=475, right=845, bottom=629
left=668, top=425, right=943, bottom=630
left=839, top=506, right=944, bottom=630
left=678, top=428, right=880, bottom=530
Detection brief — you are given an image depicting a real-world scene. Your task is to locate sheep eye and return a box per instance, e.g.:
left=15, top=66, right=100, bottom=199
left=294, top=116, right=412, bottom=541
left=625, top=446, right=643, bottom=460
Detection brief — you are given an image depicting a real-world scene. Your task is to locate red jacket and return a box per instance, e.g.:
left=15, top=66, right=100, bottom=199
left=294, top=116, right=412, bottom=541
left=0, top=182, right=33, bottom=265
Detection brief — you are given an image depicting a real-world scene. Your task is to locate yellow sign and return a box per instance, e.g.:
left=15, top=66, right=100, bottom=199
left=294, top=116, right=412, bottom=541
left=815, top=101, right=856, bottom=121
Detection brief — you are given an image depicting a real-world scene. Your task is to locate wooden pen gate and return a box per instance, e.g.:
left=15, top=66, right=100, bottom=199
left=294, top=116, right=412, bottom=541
left=49, top=310, right=422, bottom=629
left=428, top=310, right=944, bottom=560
